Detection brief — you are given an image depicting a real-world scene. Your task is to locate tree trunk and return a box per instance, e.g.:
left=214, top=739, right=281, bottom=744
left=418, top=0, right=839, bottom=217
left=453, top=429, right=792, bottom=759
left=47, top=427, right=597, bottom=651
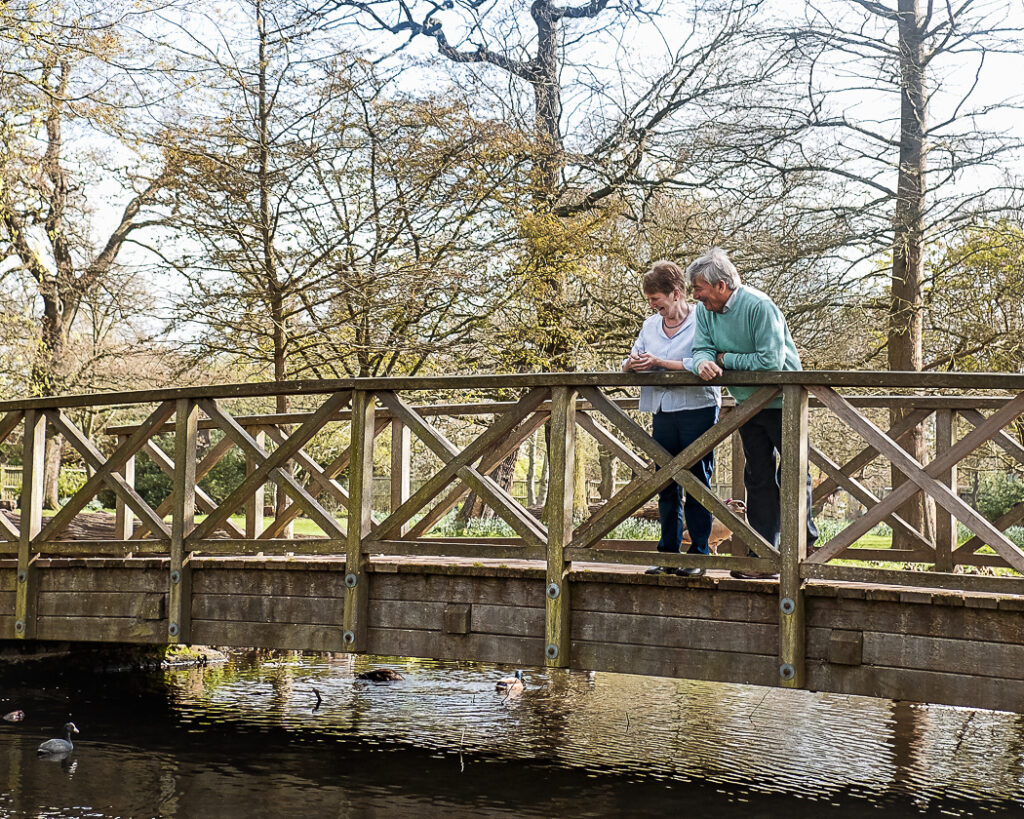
left=889, top=0, right=934, bottom=549
left=598, top=447, right=614, bottom=500
left=526, top=433, right=537, bottom=507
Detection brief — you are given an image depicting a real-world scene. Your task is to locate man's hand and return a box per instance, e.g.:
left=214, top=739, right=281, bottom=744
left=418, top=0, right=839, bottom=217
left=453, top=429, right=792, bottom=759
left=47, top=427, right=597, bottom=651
left=697, top=360, right=722, bottom=381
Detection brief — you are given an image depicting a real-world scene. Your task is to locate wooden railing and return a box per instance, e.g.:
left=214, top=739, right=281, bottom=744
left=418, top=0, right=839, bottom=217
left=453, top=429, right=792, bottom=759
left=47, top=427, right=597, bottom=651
left=3, top=371, right=1024, bottom=680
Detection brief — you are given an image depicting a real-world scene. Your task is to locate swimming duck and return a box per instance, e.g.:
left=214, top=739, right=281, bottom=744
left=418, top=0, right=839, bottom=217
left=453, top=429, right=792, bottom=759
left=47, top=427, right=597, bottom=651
left=495, top=670, right=524, bottom=693
left=2, top=710, right=24, bottom=722
left=37, top=723, right=79, bottom=756
left=356, top=668, right=403, bottom=682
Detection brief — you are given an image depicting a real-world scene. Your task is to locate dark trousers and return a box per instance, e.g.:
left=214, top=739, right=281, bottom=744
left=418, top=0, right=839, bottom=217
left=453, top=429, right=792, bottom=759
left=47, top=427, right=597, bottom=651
left=737, top=408, right=818, bottom=549
left=652, top=405, right=719, bottom=555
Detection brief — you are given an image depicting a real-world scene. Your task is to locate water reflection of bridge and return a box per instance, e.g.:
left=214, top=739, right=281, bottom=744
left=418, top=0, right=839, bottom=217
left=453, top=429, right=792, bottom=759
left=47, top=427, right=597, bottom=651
left=2, top=372, right=1024, bottom=713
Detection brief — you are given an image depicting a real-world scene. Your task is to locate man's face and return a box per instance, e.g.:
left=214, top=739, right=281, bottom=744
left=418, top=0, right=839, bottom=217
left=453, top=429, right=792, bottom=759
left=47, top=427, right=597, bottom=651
left=691, top=277, right=731, bottom=313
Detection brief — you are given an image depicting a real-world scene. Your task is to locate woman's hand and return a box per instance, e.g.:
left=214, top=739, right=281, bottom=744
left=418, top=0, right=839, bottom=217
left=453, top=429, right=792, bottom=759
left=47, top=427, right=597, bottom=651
left=627, top=352, right=661, bottom=371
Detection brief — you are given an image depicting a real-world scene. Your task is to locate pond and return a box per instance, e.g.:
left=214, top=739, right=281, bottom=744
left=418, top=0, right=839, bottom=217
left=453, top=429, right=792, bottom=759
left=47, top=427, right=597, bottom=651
left=1, top=652, right=1022, bottom=817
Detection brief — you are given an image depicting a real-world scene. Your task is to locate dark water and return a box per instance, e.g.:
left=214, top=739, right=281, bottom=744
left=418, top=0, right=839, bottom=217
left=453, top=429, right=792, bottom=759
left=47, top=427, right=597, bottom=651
left=1, top=652, right=1022, bottom=817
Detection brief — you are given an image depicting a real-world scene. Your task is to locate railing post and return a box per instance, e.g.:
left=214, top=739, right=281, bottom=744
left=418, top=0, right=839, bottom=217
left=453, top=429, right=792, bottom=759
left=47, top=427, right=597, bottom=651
left=728, top=428, right=746, bottom=555
left=545, top=386, right=576, bottom=668
left=245, top=426, right=266, bottom=539
left=934, top=409, right=956, bottom=573
left=169, top=399, right=197, bottom=644
left=779, top=384, right=808, bottom=688
left=114, top=435, right=134, bottom=539
left=390, top=419, right=411, bottom=535
left=15, top=410, right=45, bottom=640
left=343, top=389, right=375, bottom=652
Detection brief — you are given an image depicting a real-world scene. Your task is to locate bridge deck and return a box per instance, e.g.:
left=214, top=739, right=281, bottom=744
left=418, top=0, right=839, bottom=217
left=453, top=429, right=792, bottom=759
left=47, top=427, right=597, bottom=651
left=3, top=555, right=1022, bottom=713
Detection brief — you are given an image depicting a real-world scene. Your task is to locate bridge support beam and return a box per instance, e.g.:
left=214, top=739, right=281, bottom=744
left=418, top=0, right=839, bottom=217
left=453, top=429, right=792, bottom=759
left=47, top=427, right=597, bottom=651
left=344, top=389, right=375, bottom=652
left=779, top=385, right=808, bottom=687
left=934, top=409, right=956, bottom=572
left=169, top=399, right=197, bottom=644
left=15, top=410, right=45, bottom=640
left=545, top=387, right=576, bottom=668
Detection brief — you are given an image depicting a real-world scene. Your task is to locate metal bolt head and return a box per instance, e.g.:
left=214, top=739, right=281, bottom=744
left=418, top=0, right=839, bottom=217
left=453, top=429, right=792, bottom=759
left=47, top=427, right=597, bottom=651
left=546, top=582, right=560, bottom=599
left=16, top=570, right=26, bottom=583
left=168, top=622, right=180, bottom=637
left=545, top=644, right=559, bottom=659
left=780, top=597, right=796, bottom=615
left=343, top=630, right=356, bottom=644
left=344, top=573, right=358, bottom=588
left=170, top=569, right=181, bottom=584
left=14, top=620, right=24, bottom=633
left=779, top=663, right=796, bottom=680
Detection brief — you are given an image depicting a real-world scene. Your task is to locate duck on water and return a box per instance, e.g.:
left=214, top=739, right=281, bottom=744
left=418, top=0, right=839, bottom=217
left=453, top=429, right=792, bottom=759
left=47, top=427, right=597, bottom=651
left=38, top=723, right=79, bottom=757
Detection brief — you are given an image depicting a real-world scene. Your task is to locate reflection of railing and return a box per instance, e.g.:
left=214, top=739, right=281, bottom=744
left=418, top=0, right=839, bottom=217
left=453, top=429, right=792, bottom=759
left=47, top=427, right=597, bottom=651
left=2, top=371, right=1024, bottom=687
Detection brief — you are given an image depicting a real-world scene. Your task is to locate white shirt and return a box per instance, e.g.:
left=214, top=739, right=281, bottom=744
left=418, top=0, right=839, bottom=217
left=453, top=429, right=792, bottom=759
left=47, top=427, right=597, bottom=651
left=626, top=310, right=721, bottom=413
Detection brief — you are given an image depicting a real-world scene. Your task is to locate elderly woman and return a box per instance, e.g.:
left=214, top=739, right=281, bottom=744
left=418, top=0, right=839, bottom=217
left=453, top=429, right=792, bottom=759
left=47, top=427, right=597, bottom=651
left=623, top=260, right=721, bottom=576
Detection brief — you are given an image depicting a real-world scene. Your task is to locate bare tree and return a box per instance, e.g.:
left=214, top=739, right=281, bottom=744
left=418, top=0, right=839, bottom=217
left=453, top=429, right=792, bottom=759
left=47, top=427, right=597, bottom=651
left=318, top=0, right=798, bottom=369
left=0, top=1, right=168, bottom=505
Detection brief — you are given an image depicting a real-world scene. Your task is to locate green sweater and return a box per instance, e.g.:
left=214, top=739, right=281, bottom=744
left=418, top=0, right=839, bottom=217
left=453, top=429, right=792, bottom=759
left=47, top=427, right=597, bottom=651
left=689, top=285, right=802, bottom=408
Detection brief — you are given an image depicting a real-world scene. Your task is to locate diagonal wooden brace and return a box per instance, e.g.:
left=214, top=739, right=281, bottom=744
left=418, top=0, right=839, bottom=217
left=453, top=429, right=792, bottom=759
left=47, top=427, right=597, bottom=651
left=373, top=388, right=550, bottom=541
left=378, top=391, right=548, bottom=547
left=191, top=394, right=351, bottom=543
left=808, top=386, right=1024, bottom=572
left=40, top=403, right=176, bottom=541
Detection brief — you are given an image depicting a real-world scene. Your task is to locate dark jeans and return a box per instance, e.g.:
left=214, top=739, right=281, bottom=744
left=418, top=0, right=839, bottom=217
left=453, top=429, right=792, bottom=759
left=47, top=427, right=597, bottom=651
left=652, top=405, right=719, bottom=555
left=737, top=408, right=818, bottom=549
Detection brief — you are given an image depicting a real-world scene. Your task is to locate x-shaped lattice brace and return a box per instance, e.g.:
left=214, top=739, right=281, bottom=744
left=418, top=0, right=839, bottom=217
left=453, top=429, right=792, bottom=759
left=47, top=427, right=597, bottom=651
left=256, top=417, right=391, bottom=539
left=807, top=387, right=1024, bottom=572
left=36, top=403, right=178, bottom=543
left=809, top=407, right=935, bottom=555
left=129, top=434, right=246, bottom=540
left=0, top=411, right=25, bottom=542
left=569, top=385, right=779, bottom=559
left=372, top=388, right=552, bottom=546
left=186, top=392, right=353, bottom=546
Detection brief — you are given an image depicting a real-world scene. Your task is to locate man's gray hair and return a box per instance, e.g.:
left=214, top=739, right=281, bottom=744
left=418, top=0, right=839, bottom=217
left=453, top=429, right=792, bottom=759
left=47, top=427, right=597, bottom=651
left=686, top=247, right=741, bottom=290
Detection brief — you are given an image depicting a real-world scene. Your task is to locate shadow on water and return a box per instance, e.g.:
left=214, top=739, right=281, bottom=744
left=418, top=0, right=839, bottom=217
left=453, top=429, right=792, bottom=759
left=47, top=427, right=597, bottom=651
left=0, top=651, right=1022, bottom=817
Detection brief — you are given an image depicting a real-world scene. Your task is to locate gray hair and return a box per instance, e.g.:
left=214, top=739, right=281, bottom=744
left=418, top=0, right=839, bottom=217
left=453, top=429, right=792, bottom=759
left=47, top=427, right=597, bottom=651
left=686, top=247, right=741, bottom=290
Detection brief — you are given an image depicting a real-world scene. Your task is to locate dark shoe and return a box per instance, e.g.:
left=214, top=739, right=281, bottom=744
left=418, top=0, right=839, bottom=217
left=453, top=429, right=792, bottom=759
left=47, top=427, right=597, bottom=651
left=645, top=565, right=676, bottom=575
left=729, top=570, right=778, bottom=580
left=677, top=566, right=706, bottom=577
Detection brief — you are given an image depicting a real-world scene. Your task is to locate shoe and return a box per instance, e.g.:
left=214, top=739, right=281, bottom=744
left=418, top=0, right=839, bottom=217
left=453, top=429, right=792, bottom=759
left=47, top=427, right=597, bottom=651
left=729, top=570, right=778, bottom=580
left=677, top=566, right=706, bottom=577
left=645, top=565, right=676, bottom=575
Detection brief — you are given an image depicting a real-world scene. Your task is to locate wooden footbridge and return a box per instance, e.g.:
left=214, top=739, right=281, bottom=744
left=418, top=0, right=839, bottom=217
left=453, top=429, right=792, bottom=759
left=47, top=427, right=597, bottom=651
left=2, top=372, right=1024, bottom=713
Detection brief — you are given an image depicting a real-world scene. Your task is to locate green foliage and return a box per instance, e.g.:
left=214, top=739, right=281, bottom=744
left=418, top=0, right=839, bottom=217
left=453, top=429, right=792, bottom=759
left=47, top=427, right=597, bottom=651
left=974, top=472, right=1024, bottom=521
left=96, top=433, right=248, bottom=510
left=56, top=469, right=87, bottom=502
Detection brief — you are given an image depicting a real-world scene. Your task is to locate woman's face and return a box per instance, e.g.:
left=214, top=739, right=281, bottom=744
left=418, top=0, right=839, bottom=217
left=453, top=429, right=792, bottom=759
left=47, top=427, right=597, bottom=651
left=645, top=288, right=682, bottom=316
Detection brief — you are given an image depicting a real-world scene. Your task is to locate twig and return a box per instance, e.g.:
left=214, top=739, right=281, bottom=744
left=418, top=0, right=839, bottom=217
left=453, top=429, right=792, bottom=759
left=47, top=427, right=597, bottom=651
left=624, top=712, right=631, bottom=732
left=748, top=689, right=771, bottom=722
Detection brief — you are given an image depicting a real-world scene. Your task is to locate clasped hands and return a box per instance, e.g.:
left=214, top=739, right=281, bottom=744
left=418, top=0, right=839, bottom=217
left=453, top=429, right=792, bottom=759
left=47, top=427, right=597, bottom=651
left=624, top=352, right=662, bottom=371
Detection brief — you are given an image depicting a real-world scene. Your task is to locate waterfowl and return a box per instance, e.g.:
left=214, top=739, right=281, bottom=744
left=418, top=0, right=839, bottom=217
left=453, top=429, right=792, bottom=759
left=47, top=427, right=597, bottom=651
left=37, top=723, right=79, bottom=756
left=495, top=669, right=524, bottom=693
left=2, top=710, right=24, bottom=722
left=356, top=668, right=403, bottom=682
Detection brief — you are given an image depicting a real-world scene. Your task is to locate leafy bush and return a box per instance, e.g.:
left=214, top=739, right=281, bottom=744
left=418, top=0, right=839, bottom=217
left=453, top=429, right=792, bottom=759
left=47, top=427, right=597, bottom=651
left=57, top=468, right=88, bottom=502
left=974, top=472, right=1024, bottom=521
left=96, top=432, right=248, bottom=510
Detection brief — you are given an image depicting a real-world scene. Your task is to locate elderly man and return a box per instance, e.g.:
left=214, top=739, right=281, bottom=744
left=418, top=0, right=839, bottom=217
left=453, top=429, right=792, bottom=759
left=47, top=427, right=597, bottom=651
left=688, top=247, right=817, bottom=579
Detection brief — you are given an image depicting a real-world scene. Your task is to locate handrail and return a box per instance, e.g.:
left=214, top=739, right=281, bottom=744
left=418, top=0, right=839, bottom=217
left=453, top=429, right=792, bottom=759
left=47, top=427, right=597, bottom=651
left=4, top=369, right=1024, bottom=411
